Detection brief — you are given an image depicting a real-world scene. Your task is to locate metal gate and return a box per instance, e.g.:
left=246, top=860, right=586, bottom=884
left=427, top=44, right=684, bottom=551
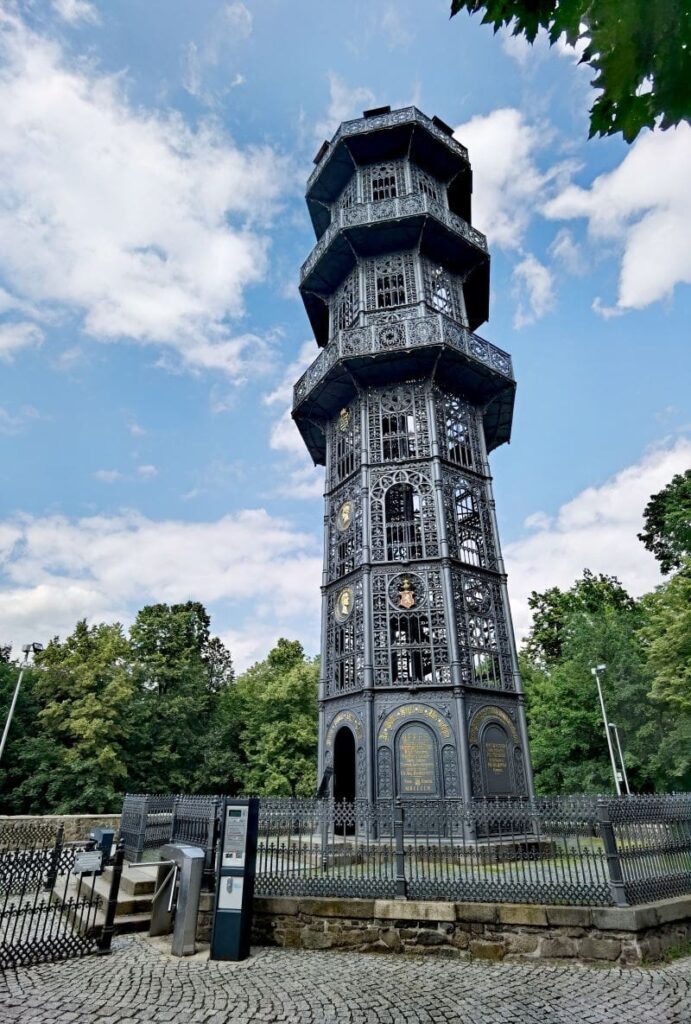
left=0, top=822, right=124, bottom=969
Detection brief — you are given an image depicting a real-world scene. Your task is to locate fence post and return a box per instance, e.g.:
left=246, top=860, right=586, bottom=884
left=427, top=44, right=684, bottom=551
left=45, top=822, right=64, bottom=892
left=394, top=799, right=407, bottom=900
left=98, top=841, right=125, bottom=954
left=597, top=797, right=628, bottom=907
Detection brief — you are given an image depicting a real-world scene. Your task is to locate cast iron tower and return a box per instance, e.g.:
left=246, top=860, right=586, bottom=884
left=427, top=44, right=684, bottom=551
left=293, top=106, right=534, bottom=803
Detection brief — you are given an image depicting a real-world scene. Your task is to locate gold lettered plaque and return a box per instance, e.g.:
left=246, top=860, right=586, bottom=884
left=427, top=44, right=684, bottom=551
left=334, top=586, right=354, bottom=623
left=398, top=724, right=437, bottom=796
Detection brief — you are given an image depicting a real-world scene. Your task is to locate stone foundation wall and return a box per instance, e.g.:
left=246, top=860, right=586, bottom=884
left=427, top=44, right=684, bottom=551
left=0, top=813, right=121, bottom=843
left=246, top=895, right=691, bottom=966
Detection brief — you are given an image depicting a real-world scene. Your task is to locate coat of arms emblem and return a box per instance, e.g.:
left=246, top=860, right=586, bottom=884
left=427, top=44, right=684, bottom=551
left=398, top=577, right=416, bottom=609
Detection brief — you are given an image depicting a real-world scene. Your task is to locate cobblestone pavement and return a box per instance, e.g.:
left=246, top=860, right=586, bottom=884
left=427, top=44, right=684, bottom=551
left=0, top=936, right=689, bottom=1024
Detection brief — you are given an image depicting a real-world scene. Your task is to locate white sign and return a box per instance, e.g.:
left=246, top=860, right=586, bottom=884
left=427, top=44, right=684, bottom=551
left=72, top=850, right=103, bottom=875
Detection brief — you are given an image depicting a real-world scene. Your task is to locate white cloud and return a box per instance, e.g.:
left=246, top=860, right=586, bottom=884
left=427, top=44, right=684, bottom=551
left=0, top=405, right=40, bottom=435
left=380, top=5, right=412, bottom=49
left=549, top=227, right=585, bottom=275
left=264, top=341, right=324, bottom=498
left=0, top=508, right=322, bottom=670
left=0, top=320, right=43, bottom=360
left=51, top=0, right=99, bottom=25
left=182, top=2, right=251, bottom=102
left=136, top=464, right=158, bottom=479
left=454, top=108, right=575, bottom=251
left=315, top=74, right=376, bottom=142
left=0, top=11, right=286, bottom=376
left=512, top=253, right=555, bottom=327
left=544, top=124, right=691, bottom=312
left=505, top=437, right=691, bottom=641
left=94, top=469, right=123, bottom=484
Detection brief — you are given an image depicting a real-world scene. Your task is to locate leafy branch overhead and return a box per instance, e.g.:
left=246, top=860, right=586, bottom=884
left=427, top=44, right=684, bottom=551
left=450, top=0, right=691, bottom=142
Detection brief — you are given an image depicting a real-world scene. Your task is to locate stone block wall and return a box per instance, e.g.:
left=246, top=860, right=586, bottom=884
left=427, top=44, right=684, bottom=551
left=0, top=813, right=121, bottom=843
left=247, top=895, right=691, bottom=966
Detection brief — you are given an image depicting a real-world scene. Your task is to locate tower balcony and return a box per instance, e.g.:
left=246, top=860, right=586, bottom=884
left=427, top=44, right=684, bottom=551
left=300, top=190, right=489, bottom=286
left=292, top=310, right=515, bottom=463
left=307, top=106, right=472, bottom=234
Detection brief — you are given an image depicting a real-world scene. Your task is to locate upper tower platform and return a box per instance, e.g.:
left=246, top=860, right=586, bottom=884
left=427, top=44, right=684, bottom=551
left=293, top=105, right=515, bottom=464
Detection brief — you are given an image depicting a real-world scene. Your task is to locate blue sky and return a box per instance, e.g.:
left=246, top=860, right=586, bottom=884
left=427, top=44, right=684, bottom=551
left=0, top=0, right=689, bottom=669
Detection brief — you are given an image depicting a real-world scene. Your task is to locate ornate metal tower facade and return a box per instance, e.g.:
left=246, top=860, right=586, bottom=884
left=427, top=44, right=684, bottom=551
left=293, top=106, right=535, bottom=804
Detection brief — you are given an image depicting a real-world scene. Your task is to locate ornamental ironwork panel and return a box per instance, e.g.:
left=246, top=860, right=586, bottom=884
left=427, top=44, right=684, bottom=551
left=452, top=570, right=515, bottom=690
left=370, top=467, right=439, bottom=563
left=367, top=383, right=431, bottom=465
left=433, top=388, right=485, bottom=474
left=364, top=252, right=417, bottom=313
left=327, top=482, right=363, bottom=581
left=371, top=568, right=450, bottom=687
left=325, top=577, right=364, bottom=696
left=442, top=471, right=498, bottom=570
left=326, top=398, right=362, bottom=491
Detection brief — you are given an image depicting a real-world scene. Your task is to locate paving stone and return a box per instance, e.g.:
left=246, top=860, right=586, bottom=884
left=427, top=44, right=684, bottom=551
left=0, top=934, right=688, bottom=1024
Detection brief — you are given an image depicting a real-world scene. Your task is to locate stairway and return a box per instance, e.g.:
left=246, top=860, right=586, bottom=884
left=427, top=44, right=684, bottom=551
left=52, top=862, right=158, bottom=936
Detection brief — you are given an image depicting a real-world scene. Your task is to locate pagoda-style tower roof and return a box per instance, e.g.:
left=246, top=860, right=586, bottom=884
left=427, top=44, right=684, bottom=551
left=294, top=105, right=514, bottom=465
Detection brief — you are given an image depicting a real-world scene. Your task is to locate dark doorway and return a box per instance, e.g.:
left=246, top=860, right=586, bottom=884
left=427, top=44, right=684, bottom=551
left=333, top=727, right=356, bottom=803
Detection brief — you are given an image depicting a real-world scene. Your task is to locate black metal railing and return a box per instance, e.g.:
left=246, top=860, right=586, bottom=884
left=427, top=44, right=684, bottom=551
left=119, top=792, right=691, bottom=908
left=0, top=822, right=124, bottom=969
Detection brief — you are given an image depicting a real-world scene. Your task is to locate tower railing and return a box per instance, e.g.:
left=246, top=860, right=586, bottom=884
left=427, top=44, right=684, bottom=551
left=293, top=310, right=514, bottom=410
left=306, top=106, right=469, bottom=192
left=301, top=191, right=487, bottom=283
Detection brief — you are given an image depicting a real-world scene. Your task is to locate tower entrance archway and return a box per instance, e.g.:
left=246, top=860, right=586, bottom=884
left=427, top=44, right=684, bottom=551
left=333, top=726, right=356, bottom=803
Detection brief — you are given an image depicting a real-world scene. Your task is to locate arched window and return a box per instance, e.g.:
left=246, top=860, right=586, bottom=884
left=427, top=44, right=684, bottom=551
left=390, top=612, right=432, bottom=684
left=382, top=408, right=417, bottom=460
left=455, top=487, right=484, bottom=567
left=365, top=161, right=402, bottom=202
left=385, top=484, right=422, bottom=561
left=332, top=272, right=357, bottom=333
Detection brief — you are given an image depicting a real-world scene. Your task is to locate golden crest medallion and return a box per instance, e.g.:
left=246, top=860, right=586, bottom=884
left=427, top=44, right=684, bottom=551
left=398, top=577, right=416, bottom=609
left=338, top=407, right=350, bottom=432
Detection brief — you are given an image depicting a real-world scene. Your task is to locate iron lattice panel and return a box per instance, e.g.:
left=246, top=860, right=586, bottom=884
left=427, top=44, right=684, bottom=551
left=326, top=397, right=362, bottom=492
left=432, top=388, right=485, bottom=474
left=367, top=383, right=431, bottom=465
left=442, top=471, right=498, bottom=571
left=370, top=466, right=439, bottom=563
left=452, top=569, right=515, bottom=690
left=371, top=567, right=450, bottom=687
left=327, top=481, right=363, bottom=583
left=325, top=577, right=364, bottom=696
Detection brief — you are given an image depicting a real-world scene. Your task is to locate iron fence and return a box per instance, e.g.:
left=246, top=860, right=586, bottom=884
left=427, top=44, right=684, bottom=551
left=120, top=792, right=221, bottom=866
left=119, top=792, right=691, bottom=907
left=0, top=823, right=124, bottom=969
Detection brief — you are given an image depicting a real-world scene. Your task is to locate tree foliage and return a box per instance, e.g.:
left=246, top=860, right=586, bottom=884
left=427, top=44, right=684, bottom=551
left=450, top=0, right=691, bottom=142
left=523, top=574, right=669, bottom=794
left=638, top=470, right=691, bottom=574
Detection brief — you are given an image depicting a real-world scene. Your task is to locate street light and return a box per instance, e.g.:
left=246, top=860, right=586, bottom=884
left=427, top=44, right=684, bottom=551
left=0, top=642, right=44, bottom=763
left=608, top=722, right=631, bottom=795
left=591, top=663, right=622, bottom=796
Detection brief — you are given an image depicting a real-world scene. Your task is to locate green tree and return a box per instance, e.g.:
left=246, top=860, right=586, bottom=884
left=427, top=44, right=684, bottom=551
left=523, top=573, right=668, bottom=793
left=0, top=654, right=45, bottom=814
left=232, top=639, right=318, bottom=797
left=638, top=470, right=691, bottom=574
left=20, top=621, right=135, bottom=813
left=525, top=569, right=634, bottom=666
left=638, top=560, right=691, bottom=787
left=127, top=602, right=234, bottom=793
left=450, top=0, right=691, bottom=142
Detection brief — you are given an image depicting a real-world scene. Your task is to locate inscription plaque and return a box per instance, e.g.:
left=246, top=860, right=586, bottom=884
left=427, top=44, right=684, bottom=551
left=398, top=724, right=437, bottom=796
left=482, top=723, right=512, bottom=795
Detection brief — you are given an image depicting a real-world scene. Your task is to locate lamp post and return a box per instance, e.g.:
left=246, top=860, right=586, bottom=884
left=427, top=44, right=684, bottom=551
left=609, top=722, right=631, bottom=795
left=591, top=663, right=622, bottom=796
left=0, top=642, right=44, bottom=763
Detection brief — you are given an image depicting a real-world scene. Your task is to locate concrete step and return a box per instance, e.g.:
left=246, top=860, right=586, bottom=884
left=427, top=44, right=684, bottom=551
left=102, top=862, right=158, bottom=896
left=52, top=872, right=154, bottom=936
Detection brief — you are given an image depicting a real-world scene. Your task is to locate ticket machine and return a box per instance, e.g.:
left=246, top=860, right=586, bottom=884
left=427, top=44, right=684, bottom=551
left=210, top=797, right=259, bottom=961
